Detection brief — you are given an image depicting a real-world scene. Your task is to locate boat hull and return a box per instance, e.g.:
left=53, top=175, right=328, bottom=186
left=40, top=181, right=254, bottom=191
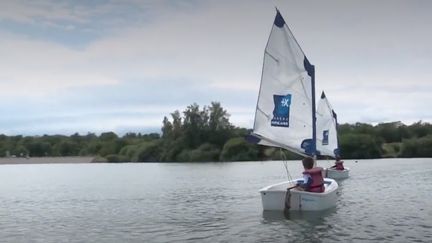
left=326, top=167, right=350, bottom=179
left=259, top=178, right=338, bottom=211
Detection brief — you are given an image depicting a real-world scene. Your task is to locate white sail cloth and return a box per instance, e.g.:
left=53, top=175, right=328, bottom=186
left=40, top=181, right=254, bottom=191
left=316, top=92, right=339, bottom=157
left=252, top=11, right=315, bottom=156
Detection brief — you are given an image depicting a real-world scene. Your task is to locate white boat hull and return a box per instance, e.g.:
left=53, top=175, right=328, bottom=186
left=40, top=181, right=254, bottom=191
left=259, top=178, right=338, bottom=211
left=326, top=167, right=350, bottom=179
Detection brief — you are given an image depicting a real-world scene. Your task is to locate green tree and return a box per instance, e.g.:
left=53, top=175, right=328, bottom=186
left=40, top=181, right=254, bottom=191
left=134, top=140, right=161, bottom=162
left=98, top=140, right=122, bottom=157
left=400, top=135, right=432, bottom=157
left=220, top=137, right=259, bottom=161
left=182, top=103, right=208, bottom=148
left=26, top=141, right=52, bottom=157
left=409, top=121, right=432, bottom=138
left=208, top=102, right=231, bottom=131
left=12, top=145, right=29, bottom=157
left=159, top=139, right=187, bottom=162
left=376, top=122, right=402, bottom=143
left=53, top=141, right=79, bottom=156
left=171, top=110, right=182, bottom=140
left=100, top=132, right=118, bottom=141
left=339, top=133, right=382, bottom=159
left=207, top=102, right=233, bottom=147
left=176, top=143, right=220, bottom=162
left=161, top=116, right=173, bottom=139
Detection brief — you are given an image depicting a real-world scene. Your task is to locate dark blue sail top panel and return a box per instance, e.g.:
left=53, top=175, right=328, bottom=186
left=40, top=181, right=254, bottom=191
left=304, top=57, right=315, bottom=77
left=321, top=91, right=326, bottom=99
left=274, top=11, right=286, bottom=28
left=332, top=110, right=338, bottom=120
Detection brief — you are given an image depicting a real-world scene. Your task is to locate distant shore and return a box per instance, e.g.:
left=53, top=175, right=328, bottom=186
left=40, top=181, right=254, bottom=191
left=0, top=156, right=95, bottom=165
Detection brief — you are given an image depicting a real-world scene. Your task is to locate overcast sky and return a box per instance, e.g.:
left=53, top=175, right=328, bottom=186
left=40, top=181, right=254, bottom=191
left=0, top=0, right=431, bottom=135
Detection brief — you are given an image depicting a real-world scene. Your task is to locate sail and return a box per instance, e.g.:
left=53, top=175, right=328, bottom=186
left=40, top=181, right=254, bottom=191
left=316, top=91, right=339, bottom=157
left=251, top=10, right=316, bottom=157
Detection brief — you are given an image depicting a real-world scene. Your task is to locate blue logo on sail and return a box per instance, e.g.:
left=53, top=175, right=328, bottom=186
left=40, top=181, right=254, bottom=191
left=271, top=94, right=291, bottom=127
left=322, top=130, right=329, bottom=145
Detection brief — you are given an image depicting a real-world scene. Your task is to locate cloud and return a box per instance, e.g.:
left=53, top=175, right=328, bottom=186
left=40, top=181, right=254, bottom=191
left=0, top=0, right=270, bottom=95
left=0, top=0, right=431, bottom=135
left=0, top=35, right=120, bottom=97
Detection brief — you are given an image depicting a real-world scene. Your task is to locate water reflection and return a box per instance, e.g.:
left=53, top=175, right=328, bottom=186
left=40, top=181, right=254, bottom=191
left=262, top=207, right=337, bottom=222
left=260, top=208, right=338, bottom=242
left=1, top=159, right=432, bottom=242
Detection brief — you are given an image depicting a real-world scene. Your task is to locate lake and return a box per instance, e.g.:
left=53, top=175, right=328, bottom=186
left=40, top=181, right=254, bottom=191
left=1, top=158, right=431, bottom=242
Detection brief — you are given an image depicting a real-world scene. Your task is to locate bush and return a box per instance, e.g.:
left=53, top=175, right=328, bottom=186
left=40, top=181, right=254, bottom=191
left=381, top=142, right=402, bottom=158
left=220, top=137, right=259, bottom=161
left=159, top=139, right=187, bottom=162
left=52, top=141, right=79, bottom=156
left=119, top=144, right=139, bottom=161
left=175, top=143, right=220, bottom=162
left=339, top=133, right=382, bottom=159
left=400, top=135, right=432, bottom=157
left=26, top=141, right=52, bottom=157
left=105, top=154, right=130, bottom=162
left=98, top=140, right=126, bottom=157
left=134, top=141, right=161, bottom=162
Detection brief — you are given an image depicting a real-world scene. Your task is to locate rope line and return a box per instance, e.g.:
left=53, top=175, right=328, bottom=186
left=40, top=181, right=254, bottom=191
left=280, top=148, right=293, bottom=182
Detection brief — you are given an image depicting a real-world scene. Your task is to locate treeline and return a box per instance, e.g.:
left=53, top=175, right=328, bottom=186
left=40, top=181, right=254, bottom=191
left=0, top=102, right=265, bottom=162
left=338, top=121, right=432, bottom=159
left=0, top=102, right=431, bottom=161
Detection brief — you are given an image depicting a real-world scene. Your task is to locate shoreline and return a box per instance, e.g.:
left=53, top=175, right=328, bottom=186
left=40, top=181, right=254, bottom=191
left=0, top=156, right=95, bottom=165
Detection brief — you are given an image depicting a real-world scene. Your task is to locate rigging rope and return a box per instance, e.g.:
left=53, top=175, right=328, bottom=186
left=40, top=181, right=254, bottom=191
left=280, top=148, right=293, bottom=183
left=284, top=187, right=291, bottom=213
left=280, top=148, right=295, bottom=213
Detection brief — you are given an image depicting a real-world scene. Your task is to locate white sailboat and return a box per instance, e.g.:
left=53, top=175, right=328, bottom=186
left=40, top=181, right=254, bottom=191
left=250, top=10, right=338, bottom=211
left=316, top=91, right=350, bottom=179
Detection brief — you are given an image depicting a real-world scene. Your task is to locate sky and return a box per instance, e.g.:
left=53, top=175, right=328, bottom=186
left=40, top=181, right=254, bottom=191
left=0, top=0, right=431, bottom=136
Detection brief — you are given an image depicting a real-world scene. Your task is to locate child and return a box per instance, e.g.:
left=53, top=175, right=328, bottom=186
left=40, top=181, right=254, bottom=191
left=296, top=157, right=324, bottom=193
left=331, top=156, right=345, bottom=170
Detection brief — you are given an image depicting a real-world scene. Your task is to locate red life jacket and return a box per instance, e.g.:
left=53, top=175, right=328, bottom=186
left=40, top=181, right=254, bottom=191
left=335, top=161, right=344, bottom=170
left=302, top=167, right=324, bottom=193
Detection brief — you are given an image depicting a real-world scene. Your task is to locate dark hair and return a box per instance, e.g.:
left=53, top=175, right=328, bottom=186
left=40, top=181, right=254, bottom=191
left=302, top=157, right=314, bottom=169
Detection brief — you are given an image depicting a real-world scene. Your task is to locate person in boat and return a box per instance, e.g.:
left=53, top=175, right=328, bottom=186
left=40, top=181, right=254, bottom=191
left=296, top=157, right=325, bottom=193
left=330, top=156, right=345, bottom=170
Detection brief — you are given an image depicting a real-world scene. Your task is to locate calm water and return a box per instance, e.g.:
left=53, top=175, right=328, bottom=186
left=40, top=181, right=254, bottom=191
left=1, top=159, right=431, bottom=242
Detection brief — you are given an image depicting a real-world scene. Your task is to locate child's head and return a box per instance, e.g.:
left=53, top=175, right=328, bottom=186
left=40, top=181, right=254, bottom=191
left=302, top=157, right=314, bottom=169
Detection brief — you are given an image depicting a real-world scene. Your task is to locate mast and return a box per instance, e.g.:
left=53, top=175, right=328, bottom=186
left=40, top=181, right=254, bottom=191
left=304, top=57, right=316, bottom=159
left=332, top=109, right=340, bottom=157
left=312, top=65, right=317, bottom=166
left=312, top=66, right=317, bottom=158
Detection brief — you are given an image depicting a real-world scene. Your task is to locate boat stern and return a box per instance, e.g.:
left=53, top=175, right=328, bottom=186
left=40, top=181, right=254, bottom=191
left=259, top=179, right=338, bottom=211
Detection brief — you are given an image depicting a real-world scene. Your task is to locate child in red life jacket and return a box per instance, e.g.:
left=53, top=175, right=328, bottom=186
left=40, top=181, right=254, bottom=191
left=296, top=157, right=325, bottom=193
left=331, top=156, right=345, bottom=170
